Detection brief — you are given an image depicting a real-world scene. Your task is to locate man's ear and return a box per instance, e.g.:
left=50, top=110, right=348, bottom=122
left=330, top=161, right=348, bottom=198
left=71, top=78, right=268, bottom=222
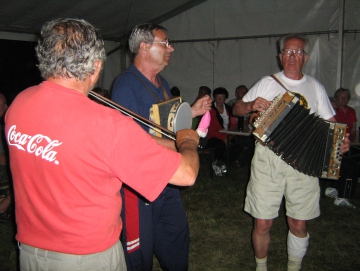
left=90, top=60, right=102, bottom=84
left=139, top=41, right=150, bottom=54
left=304, top=54, right=309, bottom=63
left=93, top=61, right=102, bottom=75
left=278, top=53, right=283, bottom=65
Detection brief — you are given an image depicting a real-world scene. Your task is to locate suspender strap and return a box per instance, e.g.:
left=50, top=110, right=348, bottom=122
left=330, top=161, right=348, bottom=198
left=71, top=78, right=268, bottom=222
left=122, top=71, right=169, bottom=102
left=270, top=74, right=289, bottom=91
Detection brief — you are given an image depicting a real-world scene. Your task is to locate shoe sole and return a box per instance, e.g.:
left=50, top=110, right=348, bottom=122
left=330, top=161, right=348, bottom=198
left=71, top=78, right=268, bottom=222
left=335, top=201, right=356, bottom=208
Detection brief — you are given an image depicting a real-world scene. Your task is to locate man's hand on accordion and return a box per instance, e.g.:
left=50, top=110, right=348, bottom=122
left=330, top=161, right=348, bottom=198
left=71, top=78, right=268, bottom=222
left=233, top=97, right=271, bottom=117
left=340, top=133, right=350, bottom=153
left=251, top=97, right=272, bottom=112
left=328, top=116, right=351, bottom=154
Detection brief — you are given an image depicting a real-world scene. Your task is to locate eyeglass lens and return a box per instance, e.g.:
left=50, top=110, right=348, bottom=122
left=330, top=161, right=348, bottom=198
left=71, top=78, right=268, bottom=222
left=283, top=49, right=304, bottom=56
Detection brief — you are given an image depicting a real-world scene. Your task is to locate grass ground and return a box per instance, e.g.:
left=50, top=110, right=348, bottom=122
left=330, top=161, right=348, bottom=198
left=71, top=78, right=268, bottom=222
left=1, top=160, right=360, bottom=271
left=157, top=161, right=360, bottom=271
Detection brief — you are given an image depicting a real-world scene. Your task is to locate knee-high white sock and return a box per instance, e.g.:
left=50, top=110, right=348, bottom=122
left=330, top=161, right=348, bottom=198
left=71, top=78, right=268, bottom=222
left=287, top=231, right=309, bottom=271
left=255, top=256, right=267, bottom=271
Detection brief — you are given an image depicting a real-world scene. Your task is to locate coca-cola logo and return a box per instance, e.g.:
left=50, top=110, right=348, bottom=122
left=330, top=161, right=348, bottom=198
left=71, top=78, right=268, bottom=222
left=7, top=125, right=63, bottom=165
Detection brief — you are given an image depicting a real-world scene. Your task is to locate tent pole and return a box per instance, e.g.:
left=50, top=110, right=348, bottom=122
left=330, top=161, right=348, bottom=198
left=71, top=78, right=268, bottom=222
left=336, top=0, right=345, bottom=89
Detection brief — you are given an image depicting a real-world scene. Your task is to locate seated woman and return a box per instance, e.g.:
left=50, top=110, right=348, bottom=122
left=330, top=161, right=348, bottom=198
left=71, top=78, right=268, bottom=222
left=206, top=87, right=238, bottom=167
left=325, top=89, right=358, bottom=208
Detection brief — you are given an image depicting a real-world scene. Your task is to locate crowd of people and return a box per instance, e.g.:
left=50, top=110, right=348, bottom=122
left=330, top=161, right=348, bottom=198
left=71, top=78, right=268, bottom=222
left=1, top=17, right=357, bottom=271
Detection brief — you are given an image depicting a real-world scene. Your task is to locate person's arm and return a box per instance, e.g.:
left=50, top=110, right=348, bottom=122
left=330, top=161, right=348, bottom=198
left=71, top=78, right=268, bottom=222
left=168, top=129, right=199, bottom=186
left=191, top=95, right=212, bottom=117
left=150, top=135, right=176, bottom=151
left=233, top=97, right=271, bottom=116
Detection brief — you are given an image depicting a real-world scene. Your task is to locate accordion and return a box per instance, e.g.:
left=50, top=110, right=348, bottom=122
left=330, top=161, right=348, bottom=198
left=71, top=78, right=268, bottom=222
left=253, top=91, right=346, bottom=179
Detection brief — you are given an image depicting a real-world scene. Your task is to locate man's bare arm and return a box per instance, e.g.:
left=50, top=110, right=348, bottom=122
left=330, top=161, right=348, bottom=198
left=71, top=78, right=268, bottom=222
left=168, top=129, right=199, bottom=186
left=233, top=97, right=271, bottom=116
left=150, top=135, right=176, bottom=151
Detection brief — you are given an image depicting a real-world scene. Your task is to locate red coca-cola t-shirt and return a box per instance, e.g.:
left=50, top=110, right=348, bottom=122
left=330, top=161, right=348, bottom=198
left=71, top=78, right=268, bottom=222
left=5, top=81, right=181, bottom=254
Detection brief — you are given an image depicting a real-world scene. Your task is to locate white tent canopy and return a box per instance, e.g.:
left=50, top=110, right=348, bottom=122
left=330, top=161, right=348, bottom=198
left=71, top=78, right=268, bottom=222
left=1, top=0, right=359, bottom=122
left=157, top=0, right=360, bottom=122
left=0, top=0, right=206, bottom=96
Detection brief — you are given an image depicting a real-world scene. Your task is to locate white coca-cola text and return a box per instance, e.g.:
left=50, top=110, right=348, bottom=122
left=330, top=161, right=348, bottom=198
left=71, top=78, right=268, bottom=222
left=7, top=125, right=63, bottom=165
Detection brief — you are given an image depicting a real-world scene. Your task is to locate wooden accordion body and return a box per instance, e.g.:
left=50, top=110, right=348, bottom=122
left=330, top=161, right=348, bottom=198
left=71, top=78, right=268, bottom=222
left=253, top=92, right=346, bottom=179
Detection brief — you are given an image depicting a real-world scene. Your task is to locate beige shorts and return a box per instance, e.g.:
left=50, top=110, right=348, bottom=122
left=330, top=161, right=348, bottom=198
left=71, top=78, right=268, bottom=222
left=19, top=240, right=126, bottom=271
left=244, top=144, right=320, bottom=220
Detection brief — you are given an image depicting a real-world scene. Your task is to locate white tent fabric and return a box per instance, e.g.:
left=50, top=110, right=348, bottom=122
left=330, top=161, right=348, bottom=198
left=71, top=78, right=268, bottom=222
left=152, top=0, right=360, bottom=123
left=2, top=0, right=358, bottom=123
left=99, top=41, right=122, bottom=92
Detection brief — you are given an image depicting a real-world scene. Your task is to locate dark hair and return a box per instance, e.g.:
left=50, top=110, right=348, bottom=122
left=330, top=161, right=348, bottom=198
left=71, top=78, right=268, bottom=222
left=129, top=23, right=167, bottom=54
left=170, top=86, right=180, bottom=97
left=36, top=18, right=106, bottom=81
left=213, top=87, right=229, bottom=99
left=235, top=85, right=248, bottom=91
left=334, top=87, right=351, bottom=100
left=199, top=86, right=211, bottom=96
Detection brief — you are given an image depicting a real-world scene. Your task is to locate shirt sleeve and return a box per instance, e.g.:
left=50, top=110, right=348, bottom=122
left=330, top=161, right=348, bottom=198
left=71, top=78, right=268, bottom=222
left=314, top=83, right=335, bottom=120
left=108, top=114, right=181, bottom=202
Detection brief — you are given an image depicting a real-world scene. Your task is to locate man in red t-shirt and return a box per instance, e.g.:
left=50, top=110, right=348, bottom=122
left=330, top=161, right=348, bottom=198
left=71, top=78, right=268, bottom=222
left=5, top=18, right=200, bottom=271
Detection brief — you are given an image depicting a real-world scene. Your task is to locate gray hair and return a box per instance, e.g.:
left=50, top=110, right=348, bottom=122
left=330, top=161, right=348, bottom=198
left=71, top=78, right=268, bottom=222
left=36, top=18, right=106, bottom=81
left=279, top=34, right=310, bottom=55
left=129, top=23, right=167, bottom=54
left=334, top=87, right=351, bottom=100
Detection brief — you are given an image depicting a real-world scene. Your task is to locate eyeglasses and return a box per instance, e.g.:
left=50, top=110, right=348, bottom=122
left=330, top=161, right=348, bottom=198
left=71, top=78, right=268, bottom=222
left=282, top=48, right=305, bottom=56
left=151, top=40, right=172, bottom=48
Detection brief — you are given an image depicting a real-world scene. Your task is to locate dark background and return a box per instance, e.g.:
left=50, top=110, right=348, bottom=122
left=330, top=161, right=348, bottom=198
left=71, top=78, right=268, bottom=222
left=0, top=39, right=42, bottom=105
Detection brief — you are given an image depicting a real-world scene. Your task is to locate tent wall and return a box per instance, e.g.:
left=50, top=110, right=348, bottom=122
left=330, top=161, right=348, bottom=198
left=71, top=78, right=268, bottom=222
left=98, top=41, right=122, bottom=92
left=0, top=29, right=121, bottom=97
left=158, top=0, right=360, bottom=122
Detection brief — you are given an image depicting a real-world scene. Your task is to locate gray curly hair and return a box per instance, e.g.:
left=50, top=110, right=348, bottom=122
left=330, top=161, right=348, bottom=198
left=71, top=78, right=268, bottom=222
left=36, top=18, right=106, bottom=81
left=279, top=34, right=310, bottom=55
left=129, top=23, right=167, bottom=55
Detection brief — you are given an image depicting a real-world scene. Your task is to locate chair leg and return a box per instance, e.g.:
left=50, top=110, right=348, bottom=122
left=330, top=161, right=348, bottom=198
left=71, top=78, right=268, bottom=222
left=210, top=150, right=214, bottom=180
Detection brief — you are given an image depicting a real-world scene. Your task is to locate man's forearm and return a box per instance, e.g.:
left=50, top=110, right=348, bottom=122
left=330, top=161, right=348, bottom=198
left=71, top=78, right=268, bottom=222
left=168, top=142, right=199, bottom=186
left=150, top=135, right=176, bottom=151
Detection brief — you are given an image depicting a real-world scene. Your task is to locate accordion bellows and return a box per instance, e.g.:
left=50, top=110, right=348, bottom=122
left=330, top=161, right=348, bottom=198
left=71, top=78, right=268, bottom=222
left=253, top=92, right=346, bottom=179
